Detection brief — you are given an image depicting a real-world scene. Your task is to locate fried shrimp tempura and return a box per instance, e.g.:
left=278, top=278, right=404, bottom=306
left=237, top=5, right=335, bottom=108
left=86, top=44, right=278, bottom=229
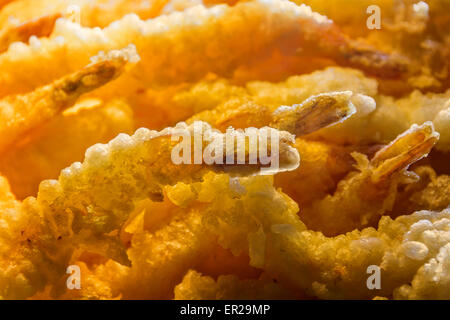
left=0, top=0, right=411, bottom=100
left=185, top=89, right=377, bottom=208
left=74, top=172, right=448, bottom=300
left=185, top=91, right=372, bottom=211
left=188, top=91, right=357, bottom=136
left=245, top=67, right=450, bottom=150
left=267, top=208, right=450, bottom=300
left=0, top=0, right=197, bottom=52
left=0, top=45, right=137, bottom=154
left=0, top=12, right=61, bottom=53
left=296, top=0, right=450, bottom=92
left=312, top=89, right=450, bottom=151
left=177, top=174, right=450, bottom=300
left=300, top=122, right=439, bottom=235
left=0, top=122, right=299, bottom=299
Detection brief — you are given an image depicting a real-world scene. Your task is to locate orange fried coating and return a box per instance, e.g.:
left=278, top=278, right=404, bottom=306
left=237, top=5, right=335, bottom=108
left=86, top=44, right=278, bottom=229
left=300, top=122, right=439, bottom=235
left=0, top=0, right=411, bottom=101
left=0, top=0, right=448, bottom=301
left=0, top=45, right=137, bottom=154
left=0, top=99, right=134, bottom=199
left=0, top=122, right=299, bottom=299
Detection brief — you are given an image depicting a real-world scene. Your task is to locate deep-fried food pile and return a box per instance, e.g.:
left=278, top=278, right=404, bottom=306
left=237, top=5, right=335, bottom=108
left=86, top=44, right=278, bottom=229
left=0, top=0, right=449, bottom=300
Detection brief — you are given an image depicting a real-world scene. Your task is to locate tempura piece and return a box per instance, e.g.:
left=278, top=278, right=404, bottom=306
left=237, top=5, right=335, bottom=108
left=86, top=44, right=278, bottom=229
left=296, top=0, right=450, bottom=92
left=217, top=67, right=450, bottom=151
left=0, top=45, right=137, bottom=154
left=0, top=0, right=448, bottom=302
left=186, top=90, right=377, bottom=208
left=131, top=67, right=376, bottom=130
left=274, top=139, right=382, bottom=208
left=189, top=91, right=357, bottom=136
left=0, top=13, right=61, bottom=53
left=311, top=89, right=450, bottom=151
left=300, top=122, right=439, bottom=235
left=39, top=122, right=297, bottom=236
left=185, top=89, right=379, bottom=210
left=266, top=208, right=450, bottom=299
left=0, top=0, right=411, bottom=99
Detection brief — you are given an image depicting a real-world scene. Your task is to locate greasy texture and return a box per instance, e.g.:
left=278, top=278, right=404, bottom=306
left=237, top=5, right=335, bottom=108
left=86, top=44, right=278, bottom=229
left=0, top=0, right=448, bottom=301
left=0, top=45, right=137, bottom=154
left=0, top=0, right=411, bottom=100
left=0, top=99, right=135, bottom=199
left=66, top=172, right=449, bottom=299
left=0, top=122, right=298, bottom=299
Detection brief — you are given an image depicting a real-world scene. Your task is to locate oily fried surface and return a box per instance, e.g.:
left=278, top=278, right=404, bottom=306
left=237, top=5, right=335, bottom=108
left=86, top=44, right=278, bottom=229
left=66, top=173, right=449, bottom=300
left=0, top=0, right=412, bottom=100
left=0, top=122, right=299, bottom=299
left=174, top=270, right=301, bottom=300
left=0, top=99, right=134, bottom=199
left=0, top=45, right=137, bottom=154
left=0, top=0, right=448, bottom=300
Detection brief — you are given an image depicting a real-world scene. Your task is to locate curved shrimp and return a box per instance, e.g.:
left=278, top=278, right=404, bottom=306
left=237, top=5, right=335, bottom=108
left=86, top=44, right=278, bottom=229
left=300, top=122, right=439, bottom=236
left=0, top=0, right=412, bottom=100
left=0, top=122, right=299, bottom=299
left=0, top=45, right=137, bottom=155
